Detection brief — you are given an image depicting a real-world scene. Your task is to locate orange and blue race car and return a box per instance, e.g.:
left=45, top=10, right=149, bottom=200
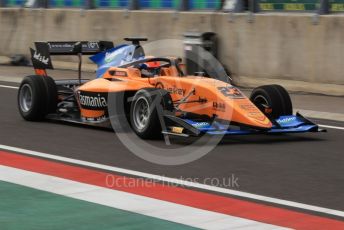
left=17, top=38, right=325, bottom=139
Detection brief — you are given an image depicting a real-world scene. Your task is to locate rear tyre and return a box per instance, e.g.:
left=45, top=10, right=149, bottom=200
left=250, top=84, right=293, bottom=119
left=18, top=75, right=57, bottom=121
left=130, top=88, right=173, bottom=139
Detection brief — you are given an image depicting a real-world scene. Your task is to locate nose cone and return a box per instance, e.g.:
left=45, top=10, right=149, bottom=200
left=245, top=112, right=272, bottom=129
left=231, top=99, right=272, bottom=130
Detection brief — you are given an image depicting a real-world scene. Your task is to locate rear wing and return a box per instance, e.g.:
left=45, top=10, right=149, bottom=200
left=30, top=41, right=114, bottom=72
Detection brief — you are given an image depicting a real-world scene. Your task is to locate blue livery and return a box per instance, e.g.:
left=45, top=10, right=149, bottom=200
left=89, top=44, right=145, bottom=78
left=182, top=114, right=320, bottom=136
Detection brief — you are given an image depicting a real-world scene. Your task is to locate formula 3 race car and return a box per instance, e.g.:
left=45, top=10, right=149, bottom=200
left=17, top=38, right=325, bottom=139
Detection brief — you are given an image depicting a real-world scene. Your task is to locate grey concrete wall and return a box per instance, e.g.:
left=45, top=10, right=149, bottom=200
left=0, top=9, right=343, bottom=89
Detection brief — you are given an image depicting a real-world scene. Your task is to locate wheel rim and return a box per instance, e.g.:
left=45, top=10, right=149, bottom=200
left=133, top=96, right=150, bottom=132
left=253, top=95, right=270, bottom=109
left=19, top=84, right=33, bottom=113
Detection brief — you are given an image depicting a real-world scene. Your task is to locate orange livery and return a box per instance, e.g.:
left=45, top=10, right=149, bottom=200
left=17, top=38, right=325, bottom=139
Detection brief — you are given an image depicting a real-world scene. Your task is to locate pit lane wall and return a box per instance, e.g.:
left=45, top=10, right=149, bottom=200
left=0, top=9, right=343, bottom=95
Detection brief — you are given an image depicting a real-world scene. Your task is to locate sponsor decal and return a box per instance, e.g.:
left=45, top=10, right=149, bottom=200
left=105, top=51, right=118, bottom=63
left=47, top=43, right=70, bottom=49
left=218, top=86, right=244, bottom=99
left=110, top=71, right=127, bottom=77
left=47, top=43, right=75, bottom=51
left=191, top=122, right=210, bottom=128
left=31, top=42, right=53, bottom=69
left=33, top=51, right=49, bottom=65
left=47, top=42, right=100, bottom=52
left=166, top=86, right=187, bottom=96
left=240, top=104, right=256, bottom=111
left=84, top=115, right=107, bottom=122
left=240, top=103, right=269, bottom=116
left=277, top=117, right=296, bottom=123
left=87, top=42, right=99, bottom=49
left=213, top=102, right=226, bottom=112
left=78, top=91, right=108, bottom=110
left=171, top=127, right=184, bottom=134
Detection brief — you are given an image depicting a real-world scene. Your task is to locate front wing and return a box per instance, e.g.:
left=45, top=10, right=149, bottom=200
left=163, top=113, right=326, bottom=137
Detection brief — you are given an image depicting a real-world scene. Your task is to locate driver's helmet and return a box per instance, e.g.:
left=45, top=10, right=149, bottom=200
left=134, top=61, right=160, bottom=70
left=144, top=56, right=160, bottom=68
left=136, top=60, right=161, bottom=77
left=146, top=60, right=160, bottom=68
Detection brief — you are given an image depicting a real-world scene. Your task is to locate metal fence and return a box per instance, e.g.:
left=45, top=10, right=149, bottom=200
left=258, top=0, right=342, bottom=13
left=0, top=0, right=340, bottom=14
left=259, top=0, right=319, bottom=11
left=0, top=0, right=223, bottom=10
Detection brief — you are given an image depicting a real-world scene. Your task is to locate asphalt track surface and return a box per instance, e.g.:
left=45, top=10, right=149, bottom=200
left=0, top=68, right=344, bottom=221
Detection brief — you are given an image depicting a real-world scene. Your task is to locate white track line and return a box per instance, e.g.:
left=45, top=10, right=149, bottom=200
left=0, top=166, right=285, bottom=230
left=0, top=84, right=18, bottom=89
left=0, top=144, right=343, bottom=218
left=296, top=109, right=344, bottom=123
left=319, top=124, right=344, bottom=131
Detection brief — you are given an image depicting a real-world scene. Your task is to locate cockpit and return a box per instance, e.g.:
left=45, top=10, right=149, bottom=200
left=119, top=57, right=185, bottom=78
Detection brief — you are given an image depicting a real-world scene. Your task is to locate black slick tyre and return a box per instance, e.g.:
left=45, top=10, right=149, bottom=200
left=250, top=84, right=293, bottom=119
left=18, top=75, right=57, bottom=121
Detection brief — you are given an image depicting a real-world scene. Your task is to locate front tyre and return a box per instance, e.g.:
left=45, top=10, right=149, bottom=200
left=250, top=84, right=293, bottom=119
left=130, top=88, right=173, bottom=139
